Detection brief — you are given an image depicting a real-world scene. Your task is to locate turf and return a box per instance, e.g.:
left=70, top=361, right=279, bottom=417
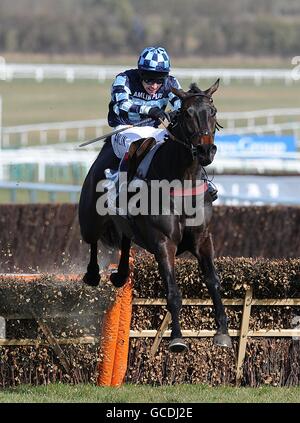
left=0, top=383, right=299, bottom=403
left=1, top=78, right=300, bottom=127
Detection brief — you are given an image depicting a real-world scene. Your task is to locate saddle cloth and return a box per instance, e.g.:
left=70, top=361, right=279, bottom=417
left=104, top=140, right=166, bottom=214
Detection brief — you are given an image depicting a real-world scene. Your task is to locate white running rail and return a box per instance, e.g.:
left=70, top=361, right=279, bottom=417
left=1, top=119, right=107, bottom=148
left=1, top=63, right=298, bottom=85
left=1, top=181, right=299, bottom=205
left=1, top=148, right=300, bottom=182
left=220, top=108, right=300, bottom=129
left=2, top=110, right=300, bottom=149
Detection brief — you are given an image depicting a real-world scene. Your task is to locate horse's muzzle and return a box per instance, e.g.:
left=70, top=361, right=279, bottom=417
left=197, top=144, right=217, bottom=166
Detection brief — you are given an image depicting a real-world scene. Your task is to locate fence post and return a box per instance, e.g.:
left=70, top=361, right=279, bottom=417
left=150, top=311, right=172, bottom=358
left=236, top=287, right=253, bottom=385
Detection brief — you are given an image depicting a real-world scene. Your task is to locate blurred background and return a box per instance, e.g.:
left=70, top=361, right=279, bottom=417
left=0, top=0, right=300, bottom=205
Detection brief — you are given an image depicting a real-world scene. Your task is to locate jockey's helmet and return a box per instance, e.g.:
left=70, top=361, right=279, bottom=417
left=138, top=46, right=170, bottom=74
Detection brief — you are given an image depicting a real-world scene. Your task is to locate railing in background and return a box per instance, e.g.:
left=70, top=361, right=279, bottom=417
left=2, top=110, right=300, bottom=149
left=1, top=119, right=107, bottom=149
left=0, top=64, right=298, bottom=85
left=0, top=148, right=97, bottom=182
left=1, top=149, right=300, bottom=183
left=0, top=181, right=80, bottom=203
left=220, top=108, right=300, bottom=131
left=1, top=180, right=299, bottom=206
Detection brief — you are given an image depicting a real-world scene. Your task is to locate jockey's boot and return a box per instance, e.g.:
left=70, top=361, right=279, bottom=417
left=115, top=153, right=129, bottom=212
left=119, top=152, right=129, bottom=173
left=208, top=182, right=218, bottom=202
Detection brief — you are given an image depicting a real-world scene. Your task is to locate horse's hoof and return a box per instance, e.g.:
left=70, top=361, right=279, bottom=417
left=82, top=272, right=100, bottom=287
left=169, top=338, right=188, bottom=353
left=213, top=333, right=232, bottom=348
left=110, top=271, right=129, bottom=288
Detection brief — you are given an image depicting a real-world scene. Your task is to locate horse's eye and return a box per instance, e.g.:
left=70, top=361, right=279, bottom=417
left=185, top=107, right=194, bottom=118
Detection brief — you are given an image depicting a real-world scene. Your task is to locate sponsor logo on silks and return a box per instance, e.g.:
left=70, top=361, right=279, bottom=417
left=133, top=91, right=163, bottom=100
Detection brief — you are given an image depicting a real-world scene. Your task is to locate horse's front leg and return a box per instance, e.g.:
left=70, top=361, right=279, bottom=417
left=83, top=242, right=100, bottom=286
left=110, top=235, right=131, bottom=288
left=193, top=233, right=232, bottom=348
left=155, top=241, right=188, bottom=353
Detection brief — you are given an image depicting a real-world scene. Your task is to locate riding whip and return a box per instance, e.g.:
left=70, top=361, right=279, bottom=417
left=79, top=117, right=154, bottom=147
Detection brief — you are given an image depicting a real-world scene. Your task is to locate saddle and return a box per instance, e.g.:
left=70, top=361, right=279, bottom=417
left=127, top=137, right=156, bottom=182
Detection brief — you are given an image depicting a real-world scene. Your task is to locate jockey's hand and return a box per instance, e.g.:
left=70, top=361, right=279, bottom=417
left=148, top=107, right=169, bottom=122
left=168, top=110, right=178, bottom=121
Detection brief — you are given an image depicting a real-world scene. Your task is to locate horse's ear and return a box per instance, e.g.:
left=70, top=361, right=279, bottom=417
left=171, top=86, right=188, bottom=99
left=205, top=79, right=220, bottom=96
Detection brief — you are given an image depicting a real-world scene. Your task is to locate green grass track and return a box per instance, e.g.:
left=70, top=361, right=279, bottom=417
left=0, top=383, right=299, bottom=403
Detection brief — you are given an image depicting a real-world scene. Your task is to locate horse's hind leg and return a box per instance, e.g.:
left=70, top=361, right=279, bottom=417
left=193, top=234, right=232, bottom=348
left=110, top=235, right=131, bottom=288
left=83, top=242, right=100, bottom=287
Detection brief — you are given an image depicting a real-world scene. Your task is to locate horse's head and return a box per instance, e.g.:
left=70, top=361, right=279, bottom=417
left=170, top=79, right=220, bottom=166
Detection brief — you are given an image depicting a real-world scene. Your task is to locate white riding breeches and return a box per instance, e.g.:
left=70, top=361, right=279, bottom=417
left=111, top=125, right=167, bottom=159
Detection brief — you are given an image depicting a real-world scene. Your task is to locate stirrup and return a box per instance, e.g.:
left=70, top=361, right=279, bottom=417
left=208, top=182, right=218, bottom=202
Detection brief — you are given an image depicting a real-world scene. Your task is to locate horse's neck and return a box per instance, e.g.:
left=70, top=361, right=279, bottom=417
left=148, top=137, right=199, bottom=182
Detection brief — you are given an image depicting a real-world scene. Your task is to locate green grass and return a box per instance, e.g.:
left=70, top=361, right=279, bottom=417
left=1, top=78, right=300, bottom=127
left=0, top=383, right=299, bottom=403
left=0, top=79, right=110, bottom=126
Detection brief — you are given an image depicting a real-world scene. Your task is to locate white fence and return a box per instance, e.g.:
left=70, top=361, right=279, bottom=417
left=2, top=109, right=300, bottom=149
left=1, top=119, right=107, bottom=148
left=0, top=181, right=80, bottom=203
left=1, top=179, right=299, bottom=205
left=0, top=148, right=97, bottom=181
left=1, top=148, right=300, bottom=183
left=220, top=108, right=300, bottom=130
left=1, top=63, right=299, bottom=85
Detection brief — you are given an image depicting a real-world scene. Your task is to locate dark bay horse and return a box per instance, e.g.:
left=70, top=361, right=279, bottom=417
left=79, top=79, right=232, bottom=352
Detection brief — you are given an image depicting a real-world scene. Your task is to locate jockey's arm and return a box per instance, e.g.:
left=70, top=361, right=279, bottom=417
left=111, top=74, right=152, bottom=121
left=167, top=76, right=182, bottom=111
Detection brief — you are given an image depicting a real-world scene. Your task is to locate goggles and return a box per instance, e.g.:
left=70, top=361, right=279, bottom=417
left=143, top=77, right=165, bottom=85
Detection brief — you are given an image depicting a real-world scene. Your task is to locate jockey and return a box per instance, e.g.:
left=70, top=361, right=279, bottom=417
left=108, top=46, right=180, bottom=160
left=107, top=46, right=218, bottom=201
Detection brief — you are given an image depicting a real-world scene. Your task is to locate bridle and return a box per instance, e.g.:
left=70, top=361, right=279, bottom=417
left=161, top=93, right=218, bottom=159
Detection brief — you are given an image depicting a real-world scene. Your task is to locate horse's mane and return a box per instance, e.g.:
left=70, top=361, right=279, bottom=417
left=188, top=82, right=203, bottom=94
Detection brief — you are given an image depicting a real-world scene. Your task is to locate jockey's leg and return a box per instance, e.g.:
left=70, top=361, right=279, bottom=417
left=200, top=167, right=218, bottom=202
left=111, top=126, right=166, bottom=159
left=208, top=182, right=218, bottom=202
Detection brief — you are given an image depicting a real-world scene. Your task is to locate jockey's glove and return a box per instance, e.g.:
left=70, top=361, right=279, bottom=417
left=148, top=107, right=169, bottom=122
